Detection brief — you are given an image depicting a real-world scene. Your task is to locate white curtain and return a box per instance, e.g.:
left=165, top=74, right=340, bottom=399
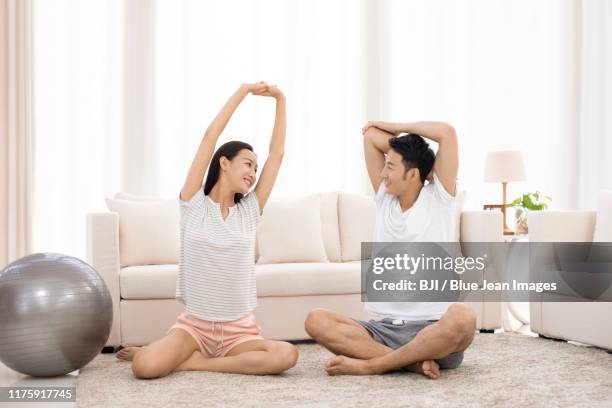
left=32, top=0, right=123, bottom=258
left=31, top=0, right=611, bottom=260
left=150, top=0, right=370, bottom=198
left=379, top=0, right=591, bottom=211
left=568, top=0, right=612, bottom=209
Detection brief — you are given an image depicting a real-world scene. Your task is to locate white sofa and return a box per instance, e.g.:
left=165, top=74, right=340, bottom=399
left=87, top=191, right=503, bottom=349
left=528, top=211, right=612, bottom=351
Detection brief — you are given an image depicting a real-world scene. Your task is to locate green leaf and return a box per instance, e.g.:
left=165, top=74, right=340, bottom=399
left=523, top=193, right=538, bottom=210
left=508, top=191, right=552, bottom=211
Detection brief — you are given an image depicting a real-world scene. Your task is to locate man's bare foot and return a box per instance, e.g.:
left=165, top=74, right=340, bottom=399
left=405, top=360, right=440, bottom=380
left=325, top=355, right=377, bottom=376
left=116, top=347, right=143, bottom=362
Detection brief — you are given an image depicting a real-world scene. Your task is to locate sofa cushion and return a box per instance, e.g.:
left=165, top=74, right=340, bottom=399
left=257, top=194, right=329, bottom=264
left=256, top=262, right=361, bottom=297
left=588, top=190, right=612, bottom=263
left=460, top=211, right=504, bottom=242
left=593, top=190, right=612, bottom=242
left=257, top=193, right=341, bottom=262
left=320, top=192, right=342, bottom=262
left=338, top=192, right=375, bottom=261
left=120, top=264, right=178, bottom=299
left=120, top=262, right=362, bottom=300
left=106, top=198, right=179, bottom=267
left=454, top=190, right=467, bottom=241
left=111, top=191, right=339, bottom=264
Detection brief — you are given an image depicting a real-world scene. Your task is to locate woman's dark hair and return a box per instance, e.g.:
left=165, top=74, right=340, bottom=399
left=204, top=140, right=254, bottom=203
left=388, top=134, right=435, bottom=183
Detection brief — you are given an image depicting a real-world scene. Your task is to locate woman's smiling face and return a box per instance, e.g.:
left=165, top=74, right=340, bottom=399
left=222, top=148, right=258, bottom=195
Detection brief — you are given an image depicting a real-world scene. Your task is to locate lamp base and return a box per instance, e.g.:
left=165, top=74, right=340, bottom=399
left=483, top=203, right=516, bottom=236
left=503, top=227, right=515, bottom=236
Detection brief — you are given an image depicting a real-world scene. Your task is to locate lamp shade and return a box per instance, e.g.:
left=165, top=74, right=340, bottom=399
left=484, top=150, right=526, bottom=182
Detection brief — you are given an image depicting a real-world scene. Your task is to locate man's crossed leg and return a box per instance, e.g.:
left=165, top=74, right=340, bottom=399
left=304, top=303, right=476, bottom=379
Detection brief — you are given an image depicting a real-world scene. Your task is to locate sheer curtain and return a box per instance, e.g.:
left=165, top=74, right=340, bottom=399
left=150, top=0, right=370, bottom=198
left=32, top=0, right=123, bottom=258
left=32, top=0, right=611, bottom=260
left=32, top=0, right=370, bottom=259
left=379, top=0, right=586, bottom=211
left=568, top=0, right=612, bottom=209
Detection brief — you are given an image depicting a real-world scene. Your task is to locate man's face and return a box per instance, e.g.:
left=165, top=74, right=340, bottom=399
left=380, top=149, right=419, bottom=196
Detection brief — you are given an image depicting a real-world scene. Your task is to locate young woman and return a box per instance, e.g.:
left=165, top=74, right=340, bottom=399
left=116, top=82, right=298, bottom=378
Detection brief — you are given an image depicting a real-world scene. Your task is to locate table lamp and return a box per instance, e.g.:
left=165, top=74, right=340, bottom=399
left=484, top=150, right=526, bottom=235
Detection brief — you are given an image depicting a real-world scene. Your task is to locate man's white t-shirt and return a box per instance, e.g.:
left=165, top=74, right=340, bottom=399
left=364, top=172, right=458, bottom=321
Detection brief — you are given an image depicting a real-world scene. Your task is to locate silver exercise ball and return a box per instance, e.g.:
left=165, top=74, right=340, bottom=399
left=0, top=253, right=112, bottom=377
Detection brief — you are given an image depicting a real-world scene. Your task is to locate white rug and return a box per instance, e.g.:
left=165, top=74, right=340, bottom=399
left=77, top=333, right=612, bottom=407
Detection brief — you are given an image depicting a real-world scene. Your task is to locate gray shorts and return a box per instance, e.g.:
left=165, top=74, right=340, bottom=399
left=353, top=318, right=464, bottom=369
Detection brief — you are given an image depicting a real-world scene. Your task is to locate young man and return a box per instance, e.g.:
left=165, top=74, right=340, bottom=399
left=305, top=121, right=476, bottom=379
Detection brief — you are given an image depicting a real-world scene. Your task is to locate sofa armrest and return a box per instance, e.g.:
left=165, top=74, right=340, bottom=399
left=87, top=212, right=121, bottom=347
left=460, top=211, right=503, bottom=242
left=528, top=211, right=596, bottom=242
left=528, top=211, right=596, bottom=334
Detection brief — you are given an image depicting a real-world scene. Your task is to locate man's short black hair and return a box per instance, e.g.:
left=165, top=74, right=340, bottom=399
left=388, top=134, right=435, bottom=183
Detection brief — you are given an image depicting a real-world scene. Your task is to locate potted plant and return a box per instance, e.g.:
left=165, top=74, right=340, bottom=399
left=507, top=191, right=552, bottom=234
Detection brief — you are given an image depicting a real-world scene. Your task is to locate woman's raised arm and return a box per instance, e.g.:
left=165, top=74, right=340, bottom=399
left=253, top=85, right=286, bottom=211
left=180, top=82, right=265, bottom=201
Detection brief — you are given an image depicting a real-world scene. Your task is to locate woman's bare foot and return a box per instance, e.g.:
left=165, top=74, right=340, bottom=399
left=405, top=360, right=440, bottom=380
left=116, top=347, right=143, bottom=361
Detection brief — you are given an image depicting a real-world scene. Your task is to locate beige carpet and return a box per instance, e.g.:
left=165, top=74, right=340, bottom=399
left=77, top=333, right=612, bottom=407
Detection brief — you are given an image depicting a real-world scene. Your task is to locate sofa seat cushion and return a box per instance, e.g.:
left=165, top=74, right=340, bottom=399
left=120, top=262, right=362, bottom=300
left=256, top=262, right=361, bottom=297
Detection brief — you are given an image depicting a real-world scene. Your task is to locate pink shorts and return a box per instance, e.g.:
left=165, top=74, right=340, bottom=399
left=167, top=312, right=264, bottom=357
